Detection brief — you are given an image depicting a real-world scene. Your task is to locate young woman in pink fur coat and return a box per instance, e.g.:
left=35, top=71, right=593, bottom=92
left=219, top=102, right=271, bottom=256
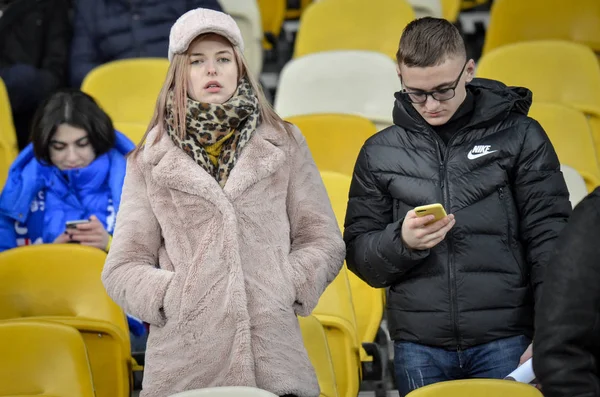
left=101, top=8, right=346, bottom=397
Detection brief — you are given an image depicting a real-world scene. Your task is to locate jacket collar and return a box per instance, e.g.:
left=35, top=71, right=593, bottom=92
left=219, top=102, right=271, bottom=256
left=144, top=122, right=287, bottom=207
left=392, top=78, right=533, bottom=133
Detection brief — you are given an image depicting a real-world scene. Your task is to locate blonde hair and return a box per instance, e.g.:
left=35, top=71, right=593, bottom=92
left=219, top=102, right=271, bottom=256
left=132, top=34, right=293, bottom=156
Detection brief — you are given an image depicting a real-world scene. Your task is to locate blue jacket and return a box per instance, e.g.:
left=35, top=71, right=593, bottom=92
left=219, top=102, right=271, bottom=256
left=69, top=0, right=223, bottom=87
left=0, top=131, right=135, bottom=252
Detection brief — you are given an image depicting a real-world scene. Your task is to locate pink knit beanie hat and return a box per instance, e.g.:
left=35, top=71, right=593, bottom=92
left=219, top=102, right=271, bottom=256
left=168, top=8, right=244, bottom=61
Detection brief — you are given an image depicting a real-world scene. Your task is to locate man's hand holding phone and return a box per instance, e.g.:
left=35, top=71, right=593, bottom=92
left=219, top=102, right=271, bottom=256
left=401, top=206, right=456, bottom=250
left=64, top=215, right=110, bottom=250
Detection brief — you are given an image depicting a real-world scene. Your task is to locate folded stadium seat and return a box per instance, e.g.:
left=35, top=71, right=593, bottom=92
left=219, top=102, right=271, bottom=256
left=0, top=244, right=135, bottom=397
left=482, top=0, right=600, bottom=55
left=299, top=315, right=340, bottom=397
left=440, top=0, right=461, bottom=22
left=0, top=321, right=95, bottom=397
left=218, top=0, right=263, bottom=77
left=0, top=77, right=18, bottom=190
left=319, top=170, right=389, bottom=397
left=256, top=0, right=286, bottom=50
left=405, top=379, right=543, bottom=397
left=275, top=50, right=401, bottom=131
left=285, top=114, right=377, bottom=176
left=294, top=0, right=415, bottom=60
left=528, top=102, right=600, bottom=192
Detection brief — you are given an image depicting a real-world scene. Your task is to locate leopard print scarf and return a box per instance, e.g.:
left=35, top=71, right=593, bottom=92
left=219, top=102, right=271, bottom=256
left=165, top=78, right=260, bottom=187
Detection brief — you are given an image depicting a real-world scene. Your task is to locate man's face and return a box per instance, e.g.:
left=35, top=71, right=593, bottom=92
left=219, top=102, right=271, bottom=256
left=398, top=56, right=475, bottom=126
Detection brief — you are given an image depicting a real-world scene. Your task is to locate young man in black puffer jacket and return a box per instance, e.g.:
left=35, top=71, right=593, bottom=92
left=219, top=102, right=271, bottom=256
left=344, top=17, right=572, bottom=396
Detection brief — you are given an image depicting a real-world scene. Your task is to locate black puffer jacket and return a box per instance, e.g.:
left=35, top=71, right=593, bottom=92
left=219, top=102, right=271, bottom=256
left=344, top=78, right=571, bottom=349
left=534, top=188, right=600, bottom=397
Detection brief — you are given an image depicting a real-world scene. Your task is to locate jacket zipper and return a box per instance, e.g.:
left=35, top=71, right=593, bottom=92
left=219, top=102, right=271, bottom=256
left=430, top=132, right=462, bottom=350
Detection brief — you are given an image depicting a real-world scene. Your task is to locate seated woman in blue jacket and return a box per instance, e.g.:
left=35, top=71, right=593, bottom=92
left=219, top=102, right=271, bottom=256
left=0, top=89, right=134, bottom=252
left=0, top=89, right=147, bottom=342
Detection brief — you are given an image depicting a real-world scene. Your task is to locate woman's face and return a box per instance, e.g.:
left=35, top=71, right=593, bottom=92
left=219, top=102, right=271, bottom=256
left=187, top=34, right=239, bottom=104
left=49, top=124, right=95, bottom=170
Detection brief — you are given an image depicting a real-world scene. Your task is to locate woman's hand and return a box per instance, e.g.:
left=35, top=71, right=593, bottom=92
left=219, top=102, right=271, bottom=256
left=66, top=215, right=110, bottom=250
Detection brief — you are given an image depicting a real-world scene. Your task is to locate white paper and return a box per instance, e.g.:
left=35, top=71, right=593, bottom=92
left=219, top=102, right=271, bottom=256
left=504, top=358, right=536, bottom=384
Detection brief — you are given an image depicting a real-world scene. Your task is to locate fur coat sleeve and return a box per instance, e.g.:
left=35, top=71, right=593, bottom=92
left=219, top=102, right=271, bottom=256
left=102, top=155, right=173, bottom=327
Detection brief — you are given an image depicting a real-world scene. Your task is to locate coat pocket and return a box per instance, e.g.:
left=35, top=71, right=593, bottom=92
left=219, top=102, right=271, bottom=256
left=280, top=256, right=299, bottom=306
left=162, top=270, right=186, bottom=324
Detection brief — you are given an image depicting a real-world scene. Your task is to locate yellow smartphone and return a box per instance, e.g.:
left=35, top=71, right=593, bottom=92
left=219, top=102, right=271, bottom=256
left=414, top=203, right=448, bottom=223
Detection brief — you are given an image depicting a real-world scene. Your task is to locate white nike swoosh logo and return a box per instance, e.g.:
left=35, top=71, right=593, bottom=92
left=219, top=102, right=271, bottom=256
left=467, top=150, right=497, bottom=160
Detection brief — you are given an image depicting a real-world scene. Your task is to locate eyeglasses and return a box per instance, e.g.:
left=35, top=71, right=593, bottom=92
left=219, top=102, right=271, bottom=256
left=400, top=60, right=468, bottom=104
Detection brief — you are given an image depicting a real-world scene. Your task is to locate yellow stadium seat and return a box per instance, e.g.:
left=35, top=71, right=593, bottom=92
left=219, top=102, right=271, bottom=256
left=287, top=114, right=377, bottom=175
left=405, top=379, right=543, bottom=397
left=440, top=0, right=461, bottom=22
left=256, top=0, right=286, bottom=50
left=461, top=0, right=488, bottom=10
left=276, top=50, right=401, bottom=131
left=294, top=0, right=415, bottom=60
left=319, top=171, right=388, bottom=392
left=312, top=264, right=361, bottom=397
left=0, top=244, right=134, bottom=397
left=0, top=78, right=18, bottom=190
left=115, top=121, right=149, bottom=146
left=81, top=58, right=169, bottom=128
left=483, top=0, right=600, bottom=55
left=528, top=102, right=600, bottom=192
left=0, top=321, right=95, bottom=397
left=476, top=40, right=600, bottom=117
left=299, top=315, right=339, bottom=397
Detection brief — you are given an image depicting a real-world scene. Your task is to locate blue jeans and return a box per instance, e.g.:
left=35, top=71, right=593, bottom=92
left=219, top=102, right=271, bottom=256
left=394, top=335, right=531, bottom=397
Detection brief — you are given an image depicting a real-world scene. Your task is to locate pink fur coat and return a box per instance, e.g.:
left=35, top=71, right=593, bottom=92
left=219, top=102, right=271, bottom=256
left=102, top=122, right=345, bottom=397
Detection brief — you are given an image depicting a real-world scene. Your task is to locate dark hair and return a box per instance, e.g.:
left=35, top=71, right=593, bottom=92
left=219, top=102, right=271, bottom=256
left=30, top=89, right=115, bottom=164
left=396, top=17, right=466, bottom=67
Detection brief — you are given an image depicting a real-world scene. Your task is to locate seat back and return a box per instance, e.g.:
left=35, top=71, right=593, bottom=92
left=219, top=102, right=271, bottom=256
left=0, top=321, right=95, bottom=397
left=219, top=0, right=263, bottom=76
left=169, top=387, right=279, bottom=396
left=299, top=315, right=339, bottom=397
left=276, top=50, right=400, bottom=130
left=81, top=58, right=169, bottom=127
left=483, top=0, right=600, bottom=55
left=440, top=0, right=461, bottom=22
left=527, top=102, right=600, bottom=192
left=114, top=121, right=150, bottom=146
left=286, top=114, right=376, bottom=175
left=405, top=379, right=543, bottom=397
left=0, top=77, right=18, bottom=189
left=0, top=244, right=132, bottom=397
left=256, top=0, right=286, bottom=49
left=476, top=40, right=600, bottom=117
left=294, top=0, right=415, bottom=60
left=561, top=164, right=589, bottom=208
